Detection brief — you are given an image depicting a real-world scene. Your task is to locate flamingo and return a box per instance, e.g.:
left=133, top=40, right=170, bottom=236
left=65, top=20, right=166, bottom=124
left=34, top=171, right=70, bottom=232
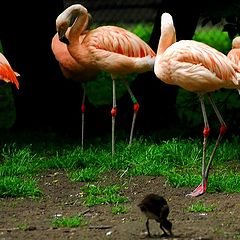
left=0, top=52, right=19, bottom=89
left=51, top=14, right=99, bottom=150
left=154, top=12, right=240, bottom=197
left=227, top=36, right=240, bottom=67
left=227, top=36, right=240, bottom=95
left=56, top=4, right=156, bottom=156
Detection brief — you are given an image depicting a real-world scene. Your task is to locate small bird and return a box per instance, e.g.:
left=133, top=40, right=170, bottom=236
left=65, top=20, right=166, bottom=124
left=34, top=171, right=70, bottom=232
left=154, top=12, right=240, bottom=197
left=138, top=193, right=173, bottom=237
left=51, top=13, right=99, bottom=150
left=0, top=52, right=19, bottom=89
left=56, top=4, right=156, bottom=156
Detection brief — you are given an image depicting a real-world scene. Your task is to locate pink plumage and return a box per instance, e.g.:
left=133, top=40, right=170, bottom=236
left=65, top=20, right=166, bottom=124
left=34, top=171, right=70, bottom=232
left=0, top=53, right=19, bottom=89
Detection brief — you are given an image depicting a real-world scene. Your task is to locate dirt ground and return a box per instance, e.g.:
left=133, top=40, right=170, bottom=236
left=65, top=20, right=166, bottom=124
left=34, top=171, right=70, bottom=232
left=1, top=170, right=240, bottom=240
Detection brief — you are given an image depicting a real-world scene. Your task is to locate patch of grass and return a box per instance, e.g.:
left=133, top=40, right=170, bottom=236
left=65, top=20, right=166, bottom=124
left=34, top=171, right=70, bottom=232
left=208, top=173, right=240, bottom=193
left=52, top=215, right=88, bottom=228
left=234, top=233, right=240, bottom=239
left=0, top=176, right=42, bottom=197
left=0, top=145, right=40, bottom=177
left=17, top=223, right=29, bottom=231
left=187, top=201, right=215, bottom=213
left=81, top=184, right=129, bottom=207
left=68, top=167, right=104, bottom=182
left=111, top=205, right=129, bottom=215
left=0, top=131, right=239, bottom=197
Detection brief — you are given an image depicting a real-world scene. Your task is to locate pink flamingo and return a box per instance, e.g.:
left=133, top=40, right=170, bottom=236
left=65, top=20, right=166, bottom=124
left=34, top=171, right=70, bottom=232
left=227, top=36, right=240, bottom=95
left=154, top=12, right=240, bottom=197
left=0, top=52, right=19, bottom=89
left=51, top=14, right=99, bottom=150
left=227, top=36, right=240, bottom=67
left=56, top=4, right=156, bottom=156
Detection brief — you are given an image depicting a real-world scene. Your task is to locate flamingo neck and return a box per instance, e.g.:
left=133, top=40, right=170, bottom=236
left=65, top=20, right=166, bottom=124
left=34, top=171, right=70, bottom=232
left=156, top=13, right=176, bottom=56
left=68, top=6, right=89, bottom=45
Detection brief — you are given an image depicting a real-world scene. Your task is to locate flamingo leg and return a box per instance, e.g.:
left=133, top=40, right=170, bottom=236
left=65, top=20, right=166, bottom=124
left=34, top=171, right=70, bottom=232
left=111, top=75, right=117, bottom=156
left=81, top=83, right=86, bottom=151
left=204, top=94, right=227, bottom=178
left=187, top=94, right=209, bottom=197
left=122, top=79, right=139, bottom=145
left=187, top=94, right=227, bottom=197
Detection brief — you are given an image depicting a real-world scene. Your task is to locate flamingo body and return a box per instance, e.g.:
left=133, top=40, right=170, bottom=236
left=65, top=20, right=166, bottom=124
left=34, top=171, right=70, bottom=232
left=79, top=26, right=156, bottom=75
left=51, top=29, right=99, bottom=82
left=155, top=39, right=239, bottom=93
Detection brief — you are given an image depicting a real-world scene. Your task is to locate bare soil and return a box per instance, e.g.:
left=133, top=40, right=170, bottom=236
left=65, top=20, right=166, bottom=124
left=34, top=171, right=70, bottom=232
left=1, top=170, right=240, bottom=240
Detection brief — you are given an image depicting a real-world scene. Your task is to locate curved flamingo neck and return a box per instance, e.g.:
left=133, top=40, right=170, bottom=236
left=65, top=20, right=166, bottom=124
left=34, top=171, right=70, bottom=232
left=157, top=13, right=176, bottom=56
left=68, top=6, right=89, bottom=45
left=62, top=4, right=89, bottom=44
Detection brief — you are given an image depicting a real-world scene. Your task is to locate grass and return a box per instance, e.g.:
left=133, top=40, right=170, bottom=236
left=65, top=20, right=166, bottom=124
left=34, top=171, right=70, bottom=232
left=81, top=183, right=129, bottom=207
left=187, top=201, right=215, bottom=213
left=111, top=205, right=129, bottom=215
left=52, top=215, right=88, bottom=228
left=0, top=131, right=239, bottom=199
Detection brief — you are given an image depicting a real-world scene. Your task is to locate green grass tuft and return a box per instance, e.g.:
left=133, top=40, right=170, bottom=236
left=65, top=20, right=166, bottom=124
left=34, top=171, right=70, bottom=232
left=81, top=184, right=129, bottom=207
left=52, top=215, right=88, bottom=228
left=187, top=201, right=215, bottom=213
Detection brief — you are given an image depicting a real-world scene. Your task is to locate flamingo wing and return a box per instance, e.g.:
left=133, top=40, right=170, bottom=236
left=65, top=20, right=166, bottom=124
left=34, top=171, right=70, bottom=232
left=85, top=26, right=155, bottom=57
left=0, top=53, right=19, bottom=89
left=82, top=26, right=155, bottom=74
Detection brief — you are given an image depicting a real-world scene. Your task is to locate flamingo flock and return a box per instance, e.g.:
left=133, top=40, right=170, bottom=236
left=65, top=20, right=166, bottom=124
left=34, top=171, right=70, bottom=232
left=53, top=4, right=240, bottom=196
left=3, top=3, right=239, bottom=197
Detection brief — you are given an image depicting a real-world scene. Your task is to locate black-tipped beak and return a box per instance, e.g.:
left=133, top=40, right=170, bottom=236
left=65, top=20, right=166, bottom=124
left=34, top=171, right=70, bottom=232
left=59, top=35, right=70, bottom=45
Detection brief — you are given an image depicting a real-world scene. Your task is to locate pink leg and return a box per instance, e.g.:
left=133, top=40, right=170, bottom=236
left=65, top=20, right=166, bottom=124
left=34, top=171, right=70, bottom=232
left=81, top=83, right=86, bottom=151
left=204, top=94, right=227, bottom=178
left=187, top=94, right=209, bottom=197
left=187, top=94, right=227, bottom=197
left=187, top=178, right=208, bottom=197
left=111, top=76, right=117, bottom=156
left=186, top=126, right=209, bottom=197
left=122, top=78, right=139, bottom=145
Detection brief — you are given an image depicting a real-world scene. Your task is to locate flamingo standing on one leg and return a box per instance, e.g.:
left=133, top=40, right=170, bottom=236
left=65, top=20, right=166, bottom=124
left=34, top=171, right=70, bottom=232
left=154, top=12, right=240, bottom=197
left=56, top=4, right=156, bottom=156
left=0, top=52, right=19, bottom=89
left=51, top=14, right=99, bottom=150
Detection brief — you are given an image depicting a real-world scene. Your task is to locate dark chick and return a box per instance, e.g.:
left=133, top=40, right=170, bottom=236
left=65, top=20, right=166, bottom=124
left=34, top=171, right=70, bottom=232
left=138, top=193, right=173, bottom=237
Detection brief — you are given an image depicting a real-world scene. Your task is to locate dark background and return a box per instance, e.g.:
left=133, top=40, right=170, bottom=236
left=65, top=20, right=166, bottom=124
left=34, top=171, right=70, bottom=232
left=0, top=0, right=239, bottom=138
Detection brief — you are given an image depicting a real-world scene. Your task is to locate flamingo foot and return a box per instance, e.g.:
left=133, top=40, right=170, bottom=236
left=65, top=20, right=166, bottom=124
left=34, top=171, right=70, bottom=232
left=186, top=180, right=207, bottom=197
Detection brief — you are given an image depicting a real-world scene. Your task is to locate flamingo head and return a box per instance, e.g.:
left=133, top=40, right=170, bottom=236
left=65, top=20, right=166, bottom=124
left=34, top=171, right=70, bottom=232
left=232, top=36, right=240, bottom=49
left=57, top=22, right=70, bottom=45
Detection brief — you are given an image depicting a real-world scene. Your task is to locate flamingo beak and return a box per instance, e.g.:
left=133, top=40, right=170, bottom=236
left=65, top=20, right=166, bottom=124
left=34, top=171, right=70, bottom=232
left=59, top=35, right=70, bottom=45
left=58, top=29, right=69, bottom=45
